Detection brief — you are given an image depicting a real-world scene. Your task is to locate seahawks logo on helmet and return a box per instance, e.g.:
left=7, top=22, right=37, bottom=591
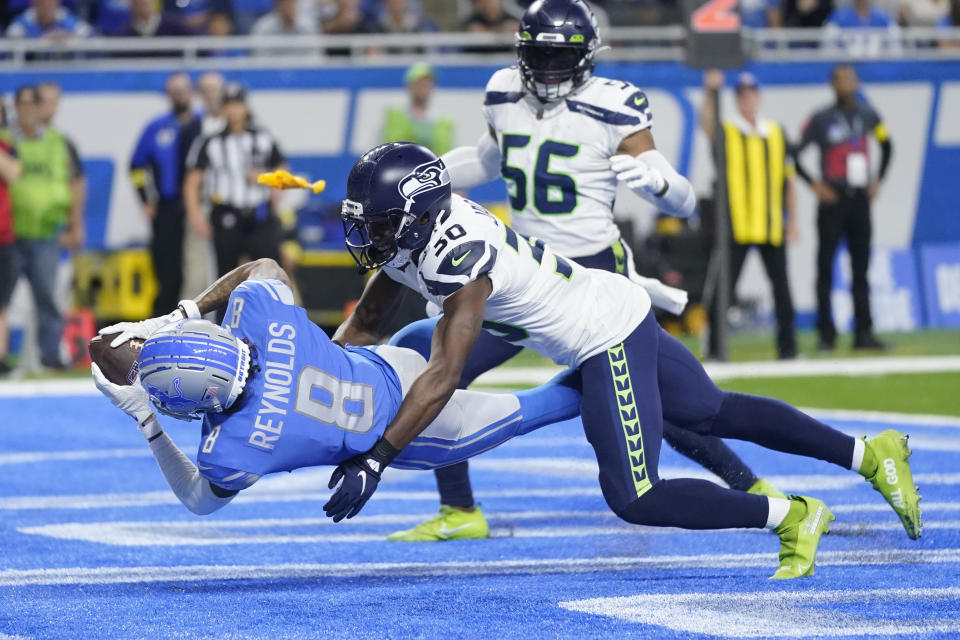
left=398, top=159, right=450, bottom=213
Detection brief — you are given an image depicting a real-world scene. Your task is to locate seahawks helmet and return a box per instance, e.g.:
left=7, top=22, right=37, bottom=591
left=138, top=319, right=251, bottom=421
left=516, top=0, right=601, bottom=102
left=342, top=142, right=451, bottom=273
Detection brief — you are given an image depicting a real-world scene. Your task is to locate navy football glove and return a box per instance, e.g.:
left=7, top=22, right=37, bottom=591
left=323, top=438, right=400, bottom=522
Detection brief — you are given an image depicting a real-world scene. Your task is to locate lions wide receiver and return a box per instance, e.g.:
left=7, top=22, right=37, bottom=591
left=91, top=259, right=581, bottom=519
left=386, top=0, right=781, bottom=542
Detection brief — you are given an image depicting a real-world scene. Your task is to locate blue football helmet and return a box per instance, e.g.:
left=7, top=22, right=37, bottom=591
left=342, top=142, right=452, bottom=273
left=137, top=319, right=251, bottom=421
left=516, top=0, right=601, bottom=102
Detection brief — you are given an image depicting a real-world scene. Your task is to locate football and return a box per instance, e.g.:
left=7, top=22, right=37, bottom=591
left=88, top=333, right=144, bottom=386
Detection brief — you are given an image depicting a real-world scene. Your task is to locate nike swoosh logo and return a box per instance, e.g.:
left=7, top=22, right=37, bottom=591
left=439, top=522, right=474, bottom=536
left=451, top=250, right=471, bottom=267
left=633, top=96, right=646, bottom=107
left=358, top=470, right=366, bottom=495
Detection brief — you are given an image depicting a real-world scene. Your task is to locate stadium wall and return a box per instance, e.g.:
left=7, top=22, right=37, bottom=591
left=1, top=60, right=958, bottom=329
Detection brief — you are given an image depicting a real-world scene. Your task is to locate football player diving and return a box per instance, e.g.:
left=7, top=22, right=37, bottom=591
left=92, top=258, right=581, bottom=518
left=385, top=0, right=784, bottom=542
left=331, top=140, right=921, bottom=579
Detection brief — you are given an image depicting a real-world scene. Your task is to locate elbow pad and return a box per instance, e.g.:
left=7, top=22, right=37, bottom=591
left=441, top=133, right=501, bottom=189
left=637, top=149, right=697, bottom=218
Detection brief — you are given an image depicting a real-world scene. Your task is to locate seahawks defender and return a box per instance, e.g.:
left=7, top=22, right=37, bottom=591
left=92, top=258, right=581, bottom=518
left=333, top=142, right=920, bottom=578
left=386, top=0, right=780, bottom=542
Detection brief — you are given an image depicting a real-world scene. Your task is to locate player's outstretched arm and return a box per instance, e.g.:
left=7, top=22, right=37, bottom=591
left=610, top=129, right=696, bottom=218
left=440, top=127, right=501, bottom=190
left=91, top=364, right=237, bottom=515
left=322, top=276, right=492, bottom=522
left=332, top=270, right=407, bottom=348
left=100, top=258, right=292, bottom=347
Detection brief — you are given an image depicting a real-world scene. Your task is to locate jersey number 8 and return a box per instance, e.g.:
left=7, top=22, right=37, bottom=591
left=501, top=135, right=579, bottom=216
left=295, top=366, right=375, bottom=434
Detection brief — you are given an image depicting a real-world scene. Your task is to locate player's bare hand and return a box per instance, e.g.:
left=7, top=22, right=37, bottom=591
left=813, top=180, right=838, bottom=204
left=704, top=69, right=724, bottom=91
left=190, top=216, right=213, bottom=239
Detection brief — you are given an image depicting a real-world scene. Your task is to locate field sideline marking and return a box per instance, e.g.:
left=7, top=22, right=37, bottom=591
left=4, top=354, right=960, bottom=398
left=559, top=587, right=960, bottom=638
left=1, top=548, right=959, bottom=587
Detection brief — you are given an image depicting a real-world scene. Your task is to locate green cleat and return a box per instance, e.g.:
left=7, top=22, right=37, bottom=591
left=747, top=477, right=787, bottom=500
left=771, top=495, right=834, bottom=580
left=863, top=429, right=923, bottom=540
left=386, top=505, right=490, bottom=542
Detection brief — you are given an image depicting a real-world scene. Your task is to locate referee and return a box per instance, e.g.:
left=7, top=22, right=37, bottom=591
left=702, top=71, right=798, bottom=360
left=130, top=72, right=199, bottom=315
left=183, top=83, right=286, bottom=278
left=795, top=65, right=892, bottom=351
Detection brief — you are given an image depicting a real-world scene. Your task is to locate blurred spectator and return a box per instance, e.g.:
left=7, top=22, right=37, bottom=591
left=5, top=0, right=93, bottom=38
left=88, top=0, right=133, bottom=35
left=322, top=0, right=379, bottom=33
left=827, top=0, right=895, bottom=28
left=111, top=0, right=191, bottom=35
left=462, top=0, right=520, bottom=32
left=197, top=71, right=227, bottom=135
left=9, top=86, right=85, bottom=369
left=206, top=8, right=235, bottom=34
left=383, top=63, right=454, bottom=155
left=163, top=0, right=209, bottom=31
left=826, top=0, right=900, bottom=57
left=130, top=73, right=200, bottom=316
left=0, top=103, right=23, bottom=375
left=36, top=82, right=86, bottom=256
left=783, top=0, right=834, bottom=28
left=892, top=0, right=948, bottom=26
left=250, top=0, right=317, bottom=34
left=183, top=84, right=286, bottom=279
left=937, top=0, right=960, bottom=48
left=741, top=0, right=782, bottom=28
left=701, top=71, right=797, bottom=360
left=794, top=65, right=892, bottom=351
left=377, top=0, right=436, bottom=32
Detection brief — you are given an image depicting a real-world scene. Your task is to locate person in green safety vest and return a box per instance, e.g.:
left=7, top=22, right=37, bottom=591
left=383, top=63, right=455, bottom=156
left=9, top=85, right=85, bottom=369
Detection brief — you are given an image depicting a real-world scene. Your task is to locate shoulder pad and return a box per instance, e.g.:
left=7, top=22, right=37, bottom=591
left=484, top=67, right=524, bottom=106
left=566, top=77, right=652, bottom=128
left=419, top=200, right=500, bottom=298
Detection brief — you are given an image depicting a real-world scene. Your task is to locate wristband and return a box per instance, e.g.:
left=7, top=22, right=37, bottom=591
left=178, top=299, right=201, bottom=320
left=139, top=414, right=163, bottom=441
left=369, top=437, right=401, bottom=468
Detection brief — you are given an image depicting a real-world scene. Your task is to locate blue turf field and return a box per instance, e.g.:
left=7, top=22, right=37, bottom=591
left=1, top=392, right=959, bottom=639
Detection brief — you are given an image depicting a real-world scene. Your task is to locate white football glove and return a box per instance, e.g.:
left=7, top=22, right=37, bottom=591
left=91, top=363, right=159, bottom=438
left=610, top=154, right=667, bottom=197
left=98, top=300, right=200, bottom=348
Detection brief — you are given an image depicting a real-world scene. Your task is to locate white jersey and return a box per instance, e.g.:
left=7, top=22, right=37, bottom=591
left=483, top=67, right=653, bottom=258
left=383, top=195, right=652, bottom=368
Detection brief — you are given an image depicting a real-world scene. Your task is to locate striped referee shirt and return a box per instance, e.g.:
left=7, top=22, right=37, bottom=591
left=186, top=124, right=284, bottom=210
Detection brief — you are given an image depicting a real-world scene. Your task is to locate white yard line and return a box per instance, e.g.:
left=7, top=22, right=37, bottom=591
left=1, top=548, right=958, bottom=587
left=559, top=587, right=960, bottom=638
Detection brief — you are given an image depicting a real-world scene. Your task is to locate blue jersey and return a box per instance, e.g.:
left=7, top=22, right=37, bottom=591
left=130, top=112, right=192, bottom=201
left=196, top=279, right=403, bottom=491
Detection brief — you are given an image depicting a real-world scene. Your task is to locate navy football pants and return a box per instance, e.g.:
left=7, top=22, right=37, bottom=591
left=581, top=312, right=855, bottom=528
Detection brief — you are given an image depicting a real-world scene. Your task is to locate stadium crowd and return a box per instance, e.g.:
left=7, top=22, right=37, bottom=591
left=0, top=0, right=958, bottom=40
